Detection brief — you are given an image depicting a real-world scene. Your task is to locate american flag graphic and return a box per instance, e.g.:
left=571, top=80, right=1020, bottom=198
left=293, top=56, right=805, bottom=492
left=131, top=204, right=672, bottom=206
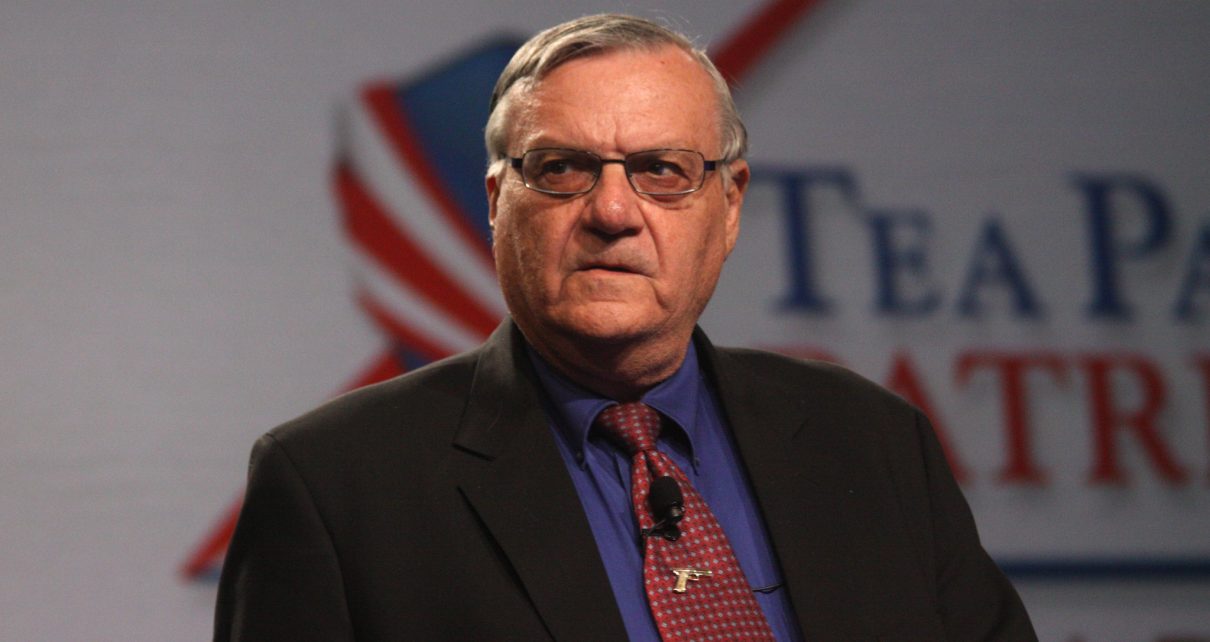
left=336, top=39, right=518, bottom=371
left=182, top=0, right=821, bottom=581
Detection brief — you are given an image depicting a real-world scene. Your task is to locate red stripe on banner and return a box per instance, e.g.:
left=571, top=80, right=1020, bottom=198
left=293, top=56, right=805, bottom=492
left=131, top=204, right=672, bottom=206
left=340, top=347, right=408, bottom=390
left=179, top=494, right=242, bottom=579
left=710, top=0, right=822, bottom=85
left=355, top=288, right=458, bottom=362
left=335, top=162, right=501, bottom=338
left=362, top=83, right=495, bottom=268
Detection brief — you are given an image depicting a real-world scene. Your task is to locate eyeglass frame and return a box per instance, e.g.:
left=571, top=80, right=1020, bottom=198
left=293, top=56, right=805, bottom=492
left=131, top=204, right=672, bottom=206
left=506, top=148, right=723, bottom=196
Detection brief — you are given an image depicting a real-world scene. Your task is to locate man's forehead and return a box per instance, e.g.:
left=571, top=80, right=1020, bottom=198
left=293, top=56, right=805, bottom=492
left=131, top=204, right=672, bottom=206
left=502, top=46, right=720, bottom=153
left=531, top=44, right=706, bottom=94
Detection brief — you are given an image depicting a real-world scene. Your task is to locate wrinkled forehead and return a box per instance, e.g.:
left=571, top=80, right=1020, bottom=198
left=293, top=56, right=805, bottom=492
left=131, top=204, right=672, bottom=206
left=501, top=46, right=722, bottom=152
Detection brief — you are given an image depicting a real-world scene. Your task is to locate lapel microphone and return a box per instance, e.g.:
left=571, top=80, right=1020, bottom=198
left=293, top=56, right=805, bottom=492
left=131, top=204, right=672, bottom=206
left=642, top=476, right=685, bottom=541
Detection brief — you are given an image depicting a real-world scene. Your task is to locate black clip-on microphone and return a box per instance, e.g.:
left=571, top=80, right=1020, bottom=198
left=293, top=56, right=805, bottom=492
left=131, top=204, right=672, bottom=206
left=642, top=476, right=685, bottom=541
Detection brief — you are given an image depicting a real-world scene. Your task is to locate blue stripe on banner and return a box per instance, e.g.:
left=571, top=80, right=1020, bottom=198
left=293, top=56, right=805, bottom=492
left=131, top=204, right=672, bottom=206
left=394, top=38, right=522, bottom=248
left=191, top=564, right=224, bottom=583
left=394, top=344, right=433, bottom=372
left=997, top=556, right=1210, bottom=580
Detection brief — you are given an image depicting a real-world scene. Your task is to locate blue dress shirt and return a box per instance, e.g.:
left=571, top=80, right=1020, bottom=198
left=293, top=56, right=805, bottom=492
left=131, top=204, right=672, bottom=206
left=529, top=342, right=803, bottom=641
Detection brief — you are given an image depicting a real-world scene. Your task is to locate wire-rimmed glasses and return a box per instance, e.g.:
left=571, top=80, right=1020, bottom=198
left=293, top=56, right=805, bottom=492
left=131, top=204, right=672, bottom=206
left=508, top=148, right=720, bottom=196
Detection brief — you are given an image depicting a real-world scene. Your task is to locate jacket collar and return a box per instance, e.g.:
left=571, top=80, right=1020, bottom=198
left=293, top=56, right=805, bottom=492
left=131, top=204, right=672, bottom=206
left=452, top=320, right=629, bottom=640
left=700, top=329, right=878, bottom=637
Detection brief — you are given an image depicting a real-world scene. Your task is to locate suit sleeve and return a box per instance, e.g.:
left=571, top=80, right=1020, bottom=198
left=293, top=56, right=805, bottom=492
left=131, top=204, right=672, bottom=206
left=915, top=411, right=1038, bottom=641
left=214, top=434, right=354, bottom=642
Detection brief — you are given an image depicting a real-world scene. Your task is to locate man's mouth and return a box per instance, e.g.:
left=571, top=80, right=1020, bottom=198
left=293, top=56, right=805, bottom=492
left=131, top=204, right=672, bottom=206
left=583, top=263, right=636, bottom=274
left=575, top=252, right=652, bottom=277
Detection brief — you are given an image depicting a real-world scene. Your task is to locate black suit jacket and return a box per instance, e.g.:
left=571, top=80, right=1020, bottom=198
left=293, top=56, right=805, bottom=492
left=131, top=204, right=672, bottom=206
left=215, top=321, right=1035, bottom=641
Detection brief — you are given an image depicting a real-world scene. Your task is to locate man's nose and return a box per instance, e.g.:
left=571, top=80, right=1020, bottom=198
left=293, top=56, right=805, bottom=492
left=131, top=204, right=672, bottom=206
left=583, top=164, right=643, bottom=236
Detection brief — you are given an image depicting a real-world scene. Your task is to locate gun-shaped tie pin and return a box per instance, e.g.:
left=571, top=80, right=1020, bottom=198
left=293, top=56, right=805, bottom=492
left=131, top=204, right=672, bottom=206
left=670, top=567, right=712, bottom=593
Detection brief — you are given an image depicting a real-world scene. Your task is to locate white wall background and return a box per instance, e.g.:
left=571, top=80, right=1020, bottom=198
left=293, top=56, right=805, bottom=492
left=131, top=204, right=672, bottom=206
left=2, top=1, right=1207, bottom=639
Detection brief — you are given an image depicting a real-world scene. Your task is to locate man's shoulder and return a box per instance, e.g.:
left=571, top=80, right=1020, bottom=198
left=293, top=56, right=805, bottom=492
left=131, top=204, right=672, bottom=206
left=264, top=348, right=482, bottom=456
left=709, top=344, right=917, bottom=418
left=711, top=345, right=893, bottom=395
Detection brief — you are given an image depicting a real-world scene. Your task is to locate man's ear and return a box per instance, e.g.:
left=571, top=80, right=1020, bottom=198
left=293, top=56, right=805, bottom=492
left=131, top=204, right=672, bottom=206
left=723, top=159, right=749, bottom=256
left=486, top=170, right=502, bottom=232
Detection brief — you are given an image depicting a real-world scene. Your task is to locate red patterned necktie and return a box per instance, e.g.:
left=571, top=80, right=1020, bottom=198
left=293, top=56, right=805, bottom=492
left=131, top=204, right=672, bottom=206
left=595, top=402, right=776, bottom=641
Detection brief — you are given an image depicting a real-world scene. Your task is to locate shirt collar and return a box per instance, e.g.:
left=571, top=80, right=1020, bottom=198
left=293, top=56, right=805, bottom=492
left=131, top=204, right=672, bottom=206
left=527, top=341, right=704, bottom=463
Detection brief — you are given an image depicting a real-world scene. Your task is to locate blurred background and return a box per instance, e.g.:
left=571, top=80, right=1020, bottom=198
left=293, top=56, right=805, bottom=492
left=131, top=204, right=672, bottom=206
left=2, top=1, right=1207, bottom=639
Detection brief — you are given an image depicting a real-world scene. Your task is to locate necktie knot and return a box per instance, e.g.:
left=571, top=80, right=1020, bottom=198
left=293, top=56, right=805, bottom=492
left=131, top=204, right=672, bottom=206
left=594, top=402, right=662, bottom=455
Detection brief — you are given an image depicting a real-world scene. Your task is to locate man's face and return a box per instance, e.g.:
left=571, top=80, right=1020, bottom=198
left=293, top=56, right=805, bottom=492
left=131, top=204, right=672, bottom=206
left=487, top=45, right=748, bottom=359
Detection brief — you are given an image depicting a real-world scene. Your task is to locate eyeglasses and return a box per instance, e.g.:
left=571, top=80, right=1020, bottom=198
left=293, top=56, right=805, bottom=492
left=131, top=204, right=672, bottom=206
left=508, top=148, right=720, bottom=196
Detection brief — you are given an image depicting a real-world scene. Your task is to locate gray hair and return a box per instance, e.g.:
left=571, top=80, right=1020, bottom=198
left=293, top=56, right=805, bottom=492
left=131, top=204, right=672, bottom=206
left=484, top=14, right=748, bottom=177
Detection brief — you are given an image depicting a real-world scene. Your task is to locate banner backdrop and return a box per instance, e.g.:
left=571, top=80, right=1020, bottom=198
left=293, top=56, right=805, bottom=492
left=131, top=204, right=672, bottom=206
left=2, top=1, right=1207, bottom=640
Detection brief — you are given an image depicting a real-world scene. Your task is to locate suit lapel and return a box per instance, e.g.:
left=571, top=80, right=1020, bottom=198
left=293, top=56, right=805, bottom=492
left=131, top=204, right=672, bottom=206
left=698, top=332, right=870, bottom=638
left=451, top=322, right=627, bottom=642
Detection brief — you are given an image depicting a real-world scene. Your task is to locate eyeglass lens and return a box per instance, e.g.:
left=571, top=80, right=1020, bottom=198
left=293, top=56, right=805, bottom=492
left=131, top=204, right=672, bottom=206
left=520, top=149, right=707, bottom=195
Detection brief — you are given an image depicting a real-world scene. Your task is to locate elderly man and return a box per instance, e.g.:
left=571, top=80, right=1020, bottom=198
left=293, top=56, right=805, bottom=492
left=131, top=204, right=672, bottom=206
left=215, top=14, right=1035, bottom=641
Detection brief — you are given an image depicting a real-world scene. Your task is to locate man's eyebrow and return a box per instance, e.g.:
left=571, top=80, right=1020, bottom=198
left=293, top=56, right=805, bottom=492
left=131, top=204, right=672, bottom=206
left=521, top=139, right=700, bottom=154
left=514, top=135, right=576, bottom=150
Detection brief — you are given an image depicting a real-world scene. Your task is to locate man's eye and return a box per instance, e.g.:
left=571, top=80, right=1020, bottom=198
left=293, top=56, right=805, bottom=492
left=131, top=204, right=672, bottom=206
left=540, top=160, right=571, bottom=175
left=638, top=159, right=685, bottom=177
left=538, top=156, right=597, bottom=175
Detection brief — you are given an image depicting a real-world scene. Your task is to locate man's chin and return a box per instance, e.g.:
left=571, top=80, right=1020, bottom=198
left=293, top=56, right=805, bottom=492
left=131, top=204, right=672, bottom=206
left=545, top=304, right=660, bottom=346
